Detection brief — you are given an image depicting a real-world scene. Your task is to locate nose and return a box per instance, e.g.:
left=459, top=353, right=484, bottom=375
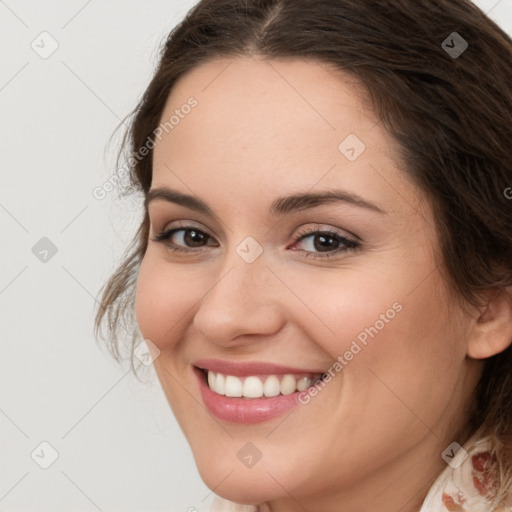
left=192, top=252, right=286, bottom=347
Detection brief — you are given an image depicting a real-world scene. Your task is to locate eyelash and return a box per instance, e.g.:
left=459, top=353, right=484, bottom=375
left=151, top=223, right=361, bottom=260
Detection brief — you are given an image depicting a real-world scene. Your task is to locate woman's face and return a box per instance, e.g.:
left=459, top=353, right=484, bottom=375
left=136, top=57, right=482, bottom=510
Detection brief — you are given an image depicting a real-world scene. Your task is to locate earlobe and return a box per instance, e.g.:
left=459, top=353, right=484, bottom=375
left=467, top=287, right=512, bottom=359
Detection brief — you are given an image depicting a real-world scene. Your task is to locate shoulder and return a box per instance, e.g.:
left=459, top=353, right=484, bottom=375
left=420, top=434, right=512, bottom=511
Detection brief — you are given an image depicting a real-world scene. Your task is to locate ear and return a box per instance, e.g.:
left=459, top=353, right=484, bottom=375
left=467, top=287, right=512, bottom=359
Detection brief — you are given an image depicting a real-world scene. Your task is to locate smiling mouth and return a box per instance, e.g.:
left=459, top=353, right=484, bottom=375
left=197, top=367, right=326, bottom=399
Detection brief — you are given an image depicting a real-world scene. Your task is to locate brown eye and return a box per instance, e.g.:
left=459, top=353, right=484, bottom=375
left=153, top=227, right=213, bottom=248
left=291, top=228, right=361, bottom=259
left=180, top=228, right=209, bottom=247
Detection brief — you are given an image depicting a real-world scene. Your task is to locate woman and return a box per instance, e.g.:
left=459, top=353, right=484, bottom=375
left=95, top=0, right=512, bottom=510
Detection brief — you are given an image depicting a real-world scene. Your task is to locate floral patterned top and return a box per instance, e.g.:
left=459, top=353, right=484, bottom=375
left=209, top=435, right=511, bottom=512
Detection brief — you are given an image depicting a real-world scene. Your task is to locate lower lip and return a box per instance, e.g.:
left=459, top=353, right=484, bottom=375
left=193, top=366, right=304, bottom=424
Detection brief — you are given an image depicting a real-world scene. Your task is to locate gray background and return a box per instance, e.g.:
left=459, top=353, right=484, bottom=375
left=1, top=1, right=511, bottom=511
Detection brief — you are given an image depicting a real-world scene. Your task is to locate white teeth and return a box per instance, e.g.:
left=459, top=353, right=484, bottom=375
left=296, top=377, right=312, bottom=391
left=206, top=370, right=320, bottom=398
left=207, top=370, right=216, bottom=389
left=215, top=373, right=225, bottom=395
left=280, top=374, right=296, bottom=395
left=243, top=376, right=263, bottom=398
left=225, top=375, right=243, bottom=397
left=263, top=375, right=280, bottom=397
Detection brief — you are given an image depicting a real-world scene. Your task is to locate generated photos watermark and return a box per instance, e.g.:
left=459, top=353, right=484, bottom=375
left=298, top=301, right=403, bottom=404
left=92, top=96, right=198, bottom=200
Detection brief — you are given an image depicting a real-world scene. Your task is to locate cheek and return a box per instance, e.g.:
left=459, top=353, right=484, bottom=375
left=337, top=271, right=465, bottom=426
left=134, top=255, right=206, bottom=424
left=297, top=262, right=463, bottom=405
left=135, top=254, right=200, bottom=347
left=284, top=266, right=404, bottom=360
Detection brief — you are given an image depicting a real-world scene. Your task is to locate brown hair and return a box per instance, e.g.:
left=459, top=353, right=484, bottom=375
left=94, top=0, right=512, bottom=503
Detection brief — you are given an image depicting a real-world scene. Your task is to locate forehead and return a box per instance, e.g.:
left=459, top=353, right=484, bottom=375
left=151, top=56, right=419, bottom=217
left=154, top=56, right=373, bottom=160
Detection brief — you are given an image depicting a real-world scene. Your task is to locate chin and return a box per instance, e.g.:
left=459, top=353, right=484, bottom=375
left=193, top=450, right=283, bottom=504
left=205, top=481, right=274, bottom=506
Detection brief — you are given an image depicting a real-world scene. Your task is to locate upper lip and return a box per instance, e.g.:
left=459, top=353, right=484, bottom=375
left=193, top=358, right=325, bottom=377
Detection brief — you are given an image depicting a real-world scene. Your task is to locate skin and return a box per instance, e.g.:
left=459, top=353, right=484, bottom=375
left=135, top=56, right=511, bottom=512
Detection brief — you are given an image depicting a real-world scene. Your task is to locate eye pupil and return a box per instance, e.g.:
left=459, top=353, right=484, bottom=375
left=185, top=229, right=207, bottom=247
left=314, top=233, right=338, bottom=252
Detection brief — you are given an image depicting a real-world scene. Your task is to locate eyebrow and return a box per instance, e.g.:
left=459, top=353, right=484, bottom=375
left=145, top=186, right=386, bottom=216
